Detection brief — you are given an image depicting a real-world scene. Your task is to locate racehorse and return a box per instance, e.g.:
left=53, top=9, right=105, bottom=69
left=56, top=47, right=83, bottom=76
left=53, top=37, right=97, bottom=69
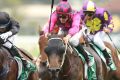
left=0, top=41, right=39, bottom=80
left=79, top=35, right=120, bottom=80
left=38, top=32, right=120, bottom=80
left=104, top=41, right=120, bottom=80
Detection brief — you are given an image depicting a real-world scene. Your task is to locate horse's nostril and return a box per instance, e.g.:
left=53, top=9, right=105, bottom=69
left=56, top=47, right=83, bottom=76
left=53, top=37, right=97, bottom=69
left=56, top=68, right=60, bottom=72
left=48, top=68, right=61, bottom=72
left=48, top=68, right=52, bottom=72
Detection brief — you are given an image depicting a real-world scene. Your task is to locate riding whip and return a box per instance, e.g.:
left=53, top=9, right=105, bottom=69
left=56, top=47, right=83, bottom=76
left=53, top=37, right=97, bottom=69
left=48, top=0, right=54, bottom=33
left=106, top=33, right=120, bottom=53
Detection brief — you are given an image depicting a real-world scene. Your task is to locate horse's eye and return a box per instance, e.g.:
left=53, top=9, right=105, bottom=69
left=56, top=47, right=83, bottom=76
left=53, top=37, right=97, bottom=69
left=58, top=46, right=65, bottom=54
left=44, top=46, right=50, bottom=55
left=56, top=68, right=61, bottom=72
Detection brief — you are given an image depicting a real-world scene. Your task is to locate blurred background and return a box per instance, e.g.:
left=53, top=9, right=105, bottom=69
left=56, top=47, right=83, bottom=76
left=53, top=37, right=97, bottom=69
left=0, top=0, right=120, bottom=57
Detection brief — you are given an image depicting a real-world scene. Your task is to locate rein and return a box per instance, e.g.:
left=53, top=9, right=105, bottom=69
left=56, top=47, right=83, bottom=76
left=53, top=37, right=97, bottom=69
left=63, top=54, right=72, bottom=77
left=60, top=42, right=67, bottom=68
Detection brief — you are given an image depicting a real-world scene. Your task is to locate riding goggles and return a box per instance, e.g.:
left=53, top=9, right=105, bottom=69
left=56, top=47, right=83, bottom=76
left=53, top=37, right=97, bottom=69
left=58, top=14, right=69, bottom=19
left=84, top=11, right=95, bottom=17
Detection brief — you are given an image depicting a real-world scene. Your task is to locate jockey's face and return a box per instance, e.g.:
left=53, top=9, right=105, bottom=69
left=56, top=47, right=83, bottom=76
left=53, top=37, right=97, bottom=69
left=84, top=11, right=95, bottom=20
left=58, top=14, right=69, bottom=24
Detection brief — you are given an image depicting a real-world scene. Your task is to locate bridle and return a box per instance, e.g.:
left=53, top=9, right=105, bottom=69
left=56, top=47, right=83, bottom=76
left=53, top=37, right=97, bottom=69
left=48, top=37, right=68, bottom=69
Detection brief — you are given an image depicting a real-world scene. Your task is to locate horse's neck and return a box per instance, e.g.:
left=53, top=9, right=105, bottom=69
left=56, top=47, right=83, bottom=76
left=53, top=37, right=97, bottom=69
left=60, top=53, right=72, bottom=77
left=104, top=42, right=120, bottom=65
left=0, top=47, right=12, bottom=57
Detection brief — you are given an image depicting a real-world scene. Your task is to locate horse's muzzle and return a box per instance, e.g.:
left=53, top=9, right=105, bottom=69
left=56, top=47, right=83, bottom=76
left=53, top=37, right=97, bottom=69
left=48, top=68, right=61, bottom=73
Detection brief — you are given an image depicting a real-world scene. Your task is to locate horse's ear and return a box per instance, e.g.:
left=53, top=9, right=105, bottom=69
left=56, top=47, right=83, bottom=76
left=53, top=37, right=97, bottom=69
left=39, top=31, right=44, bottom=36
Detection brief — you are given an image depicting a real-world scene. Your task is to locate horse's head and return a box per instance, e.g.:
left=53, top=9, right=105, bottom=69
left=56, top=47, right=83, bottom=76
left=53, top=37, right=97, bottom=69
left=44, top=35, right=66, bottom=79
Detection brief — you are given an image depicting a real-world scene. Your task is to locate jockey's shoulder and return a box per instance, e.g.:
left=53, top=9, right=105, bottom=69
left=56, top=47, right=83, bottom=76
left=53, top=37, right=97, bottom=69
left=96, top=7, right=108, bottom=13
left=70, top=10, right=80, bottom=17
left=50, top=11, right=58, bottom=19
left=96, top=7, right=106, bottom=10
left=69, top=10, right=77, bottom=15
left=51, top=11, right=57, bottom=15
left=76, top=10, right=84, bottom=17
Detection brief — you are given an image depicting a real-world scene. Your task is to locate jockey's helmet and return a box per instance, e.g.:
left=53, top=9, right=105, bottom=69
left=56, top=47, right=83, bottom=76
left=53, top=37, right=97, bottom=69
left=82, top=0, right=96, bottom=13
left=56, top=1, right=72, bottom=15
left=0, top=12, right=10, bottom=29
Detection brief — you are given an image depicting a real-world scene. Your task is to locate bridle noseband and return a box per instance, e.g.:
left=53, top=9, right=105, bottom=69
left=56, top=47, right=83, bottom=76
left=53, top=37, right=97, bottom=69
left=48, top=37, right=68, bottom=69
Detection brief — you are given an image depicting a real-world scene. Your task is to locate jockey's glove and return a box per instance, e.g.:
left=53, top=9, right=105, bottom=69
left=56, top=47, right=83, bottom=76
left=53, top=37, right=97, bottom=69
left=63, top=34, right=71, bottom=44
left=103, top=27, right=111, bottom=33
left=0, top=31, right=12, bottom=42
left=44, top=32, right=51, bottom=38
left=81, top=25, right=90, bottom=37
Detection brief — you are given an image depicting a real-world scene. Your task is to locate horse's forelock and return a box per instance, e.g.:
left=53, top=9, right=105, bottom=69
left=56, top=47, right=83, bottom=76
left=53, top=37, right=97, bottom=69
left=48, top=36, right=64, bottom=47
left=45, top=36, right=65, bottom=56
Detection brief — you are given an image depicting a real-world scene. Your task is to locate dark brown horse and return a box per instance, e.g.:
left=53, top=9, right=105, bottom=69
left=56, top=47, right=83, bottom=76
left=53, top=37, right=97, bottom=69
left=104, top=41, right=120, bottom=80
left=80, top=35, right=120, bottom=80
left=38, top=34, right=84, bottom=80
left=0, top=44, right=39, bottom=80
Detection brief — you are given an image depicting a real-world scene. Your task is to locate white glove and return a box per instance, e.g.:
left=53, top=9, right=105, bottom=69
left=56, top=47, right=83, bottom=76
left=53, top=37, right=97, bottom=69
left=81, top=25, right=90, bottom=37
left=0, top=31, right=12, bottom=42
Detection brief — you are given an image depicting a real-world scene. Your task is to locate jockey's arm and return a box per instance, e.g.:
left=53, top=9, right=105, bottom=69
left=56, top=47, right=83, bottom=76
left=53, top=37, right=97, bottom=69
left=0, top=18, right=20, bottom=42
left=63, top=34, right=71, bottom=44
left=68, top=12, right=81, bottom=36
left=43, top=12, right=57, bottom=37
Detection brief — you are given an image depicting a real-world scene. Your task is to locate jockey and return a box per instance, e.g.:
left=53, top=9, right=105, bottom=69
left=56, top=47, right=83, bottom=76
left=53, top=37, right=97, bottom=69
left=0, top=12, right=29, bottom=69
left=43, top=0, right=80, bottom=44
left=43, top=0, right=92, bottom=67
left=43, top=0, right=79, bottom=37
left=73, top=0, right=115, bottom=70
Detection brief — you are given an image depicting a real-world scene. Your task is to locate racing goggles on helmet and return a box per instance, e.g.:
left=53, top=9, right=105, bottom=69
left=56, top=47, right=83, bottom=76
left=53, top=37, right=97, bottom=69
left=58, top=14, right=69, bottom=19
left=84, top=11, right=95, bottom=17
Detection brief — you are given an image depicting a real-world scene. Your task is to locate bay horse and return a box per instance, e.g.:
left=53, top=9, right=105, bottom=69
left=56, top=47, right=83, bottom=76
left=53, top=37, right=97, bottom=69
left=38, top=33, right=104, bottom=80
left=0, top=40, right=39, bottom=80
left=104, top=41, right=120, bottom=80
left=38, top=32, right=120, bottom=80
left=79, top=35, right=120, bottom=80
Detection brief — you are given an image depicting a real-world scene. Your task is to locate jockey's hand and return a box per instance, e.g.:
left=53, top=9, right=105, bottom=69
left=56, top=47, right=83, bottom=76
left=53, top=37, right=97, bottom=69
left=103, top=27, right=111, bottom=33
left=0, top=31, right=12, bottom=42
left=63, top=34, right=71, bottom=44
left=81, top=25, right=90, bottom=36
left=44, top=33, right=51, bottom=38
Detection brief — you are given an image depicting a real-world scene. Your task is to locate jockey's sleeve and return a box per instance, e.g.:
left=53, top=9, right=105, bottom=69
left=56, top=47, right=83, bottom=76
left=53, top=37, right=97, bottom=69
left=68, top=12, right=80, bottom=36
left=43, top=12, right=57, bottom=33
left=103, top=11, right=114, bottom=32
left=10, top=18, right=20, bottom=35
